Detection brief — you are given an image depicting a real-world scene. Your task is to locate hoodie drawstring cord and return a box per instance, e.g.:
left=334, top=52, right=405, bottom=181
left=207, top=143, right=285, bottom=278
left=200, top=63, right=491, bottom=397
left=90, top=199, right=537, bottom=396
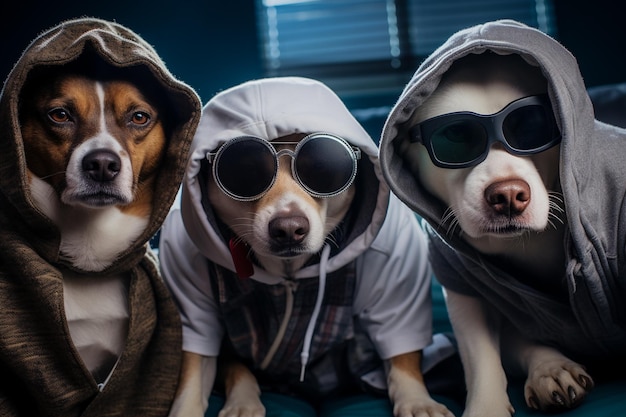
left=260, top=278, right=297, bottom=370
left=300, top=243, right=330, bottom=382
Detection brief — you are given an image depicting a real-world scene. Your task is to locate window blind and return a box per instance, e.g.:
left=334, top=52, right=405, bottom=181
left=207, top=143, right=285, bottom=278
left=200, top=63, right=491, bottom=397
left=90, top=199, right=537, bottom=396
left=407, top=0, right=555, bottom=55
left=257, top=0, right=556, bottom=91
left=259, top=0, right=398, bottom=71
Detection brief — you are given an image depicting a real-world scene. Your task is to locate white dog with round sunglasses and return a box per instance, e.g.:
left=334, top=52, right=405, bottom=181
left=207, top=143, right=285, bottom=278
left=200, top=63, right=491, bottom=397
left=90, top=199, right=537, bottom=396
left=161, top=77, right=456, bottom=417
left=381, top=45, right=601, bottom=416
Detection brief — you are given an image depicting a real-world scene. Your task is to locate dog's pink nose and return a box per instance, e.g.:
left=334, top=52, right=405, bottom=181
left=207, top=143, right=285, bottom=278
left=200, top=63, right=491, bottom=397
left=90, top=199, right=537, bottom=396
left=484, top=179, right=531, bottom=216
left=82, top=150, right=121, bottom=182
left=269, top=216, right=309, bottom=245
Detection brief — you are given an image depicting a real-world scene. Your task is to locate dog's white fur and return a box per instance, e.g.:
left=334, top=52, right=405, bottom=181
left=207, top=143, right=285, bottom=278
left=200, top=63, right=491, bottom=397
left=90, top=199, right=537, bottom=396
left=170, top=133, right=453, bottom=417
left=403, top=54, right=593, bottom=416
left=30, top=173, right=148, bottom=272
left=22, top=74, right=164, bottom=383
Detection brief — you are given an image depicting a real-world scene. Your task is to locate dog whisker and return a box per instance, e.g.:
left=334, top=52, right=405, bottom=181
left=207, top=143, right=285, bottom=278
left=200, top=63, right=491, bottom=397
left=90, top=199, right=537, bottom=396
left=222, top=220, right=252, bottom=230
left=548, top=191, right=564, bottom=203
left=547, top=192, right=566, bottom=228
left=448, top=220, right=462, bottom=237
left=227, top=232, right=256, bottom=249
left=440, top=206, right=461, bottom=237
left=232, top=234, right=255, bottom=246
left=38, top=171, right=66, bottom=180
left=324, top=235, right=340, bottom=249
left=228, top=224, right=254, bottom=232
left=329, top=236, right=339, bottom=247
left=230, top=234, right=247, bottom=244
left=228, top=215, right=256, bottom=224
left=325, top=215, right=345, bottom=226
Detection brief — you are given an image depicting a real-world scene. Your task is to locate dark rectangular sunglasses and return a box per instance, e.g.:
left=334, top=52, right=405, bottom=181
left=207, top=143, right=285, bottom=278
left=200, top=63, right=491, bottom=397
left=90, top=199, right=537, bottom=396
left=206, top=133, right=361, bottom=201
left=409, top=94, right=561, bottom=169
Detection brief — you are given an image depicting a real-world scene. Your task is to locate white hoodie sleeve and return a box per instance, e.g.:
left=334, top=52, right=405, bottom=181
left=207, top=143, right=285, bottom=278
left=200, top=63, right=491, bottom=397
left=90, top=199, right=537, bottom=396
left=159, top=210, right=223, bottom=357
left=354, top=195, right=433, bottom=360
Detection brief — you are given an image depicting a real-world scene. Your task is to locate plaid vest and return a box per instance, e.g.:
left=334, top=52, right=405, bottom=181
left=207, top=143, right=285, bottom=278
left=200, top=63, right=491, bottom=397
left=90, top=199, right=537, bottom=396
left=209, top=260, right=382, bottom=399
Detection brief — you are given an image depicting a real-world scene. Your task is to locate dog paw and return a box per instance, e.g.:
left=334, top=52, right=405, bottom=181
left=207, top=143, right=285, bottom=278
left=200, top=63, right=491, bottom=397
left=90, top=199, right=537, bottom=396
left=463, top=399, right=514, bottom=417
left=217, top=401, right=265, bottom=417
left=393, top=397, right=455, bottom=417
left=524, top=358, right=594, bottom=412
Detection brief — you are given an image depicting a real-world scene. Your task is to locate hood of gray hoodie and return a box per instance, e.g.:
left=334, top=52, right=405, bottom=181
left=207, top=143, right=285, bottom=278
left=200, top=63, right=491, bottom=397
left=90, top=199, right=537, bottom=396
left=379, top=20, right=626, bottom=357
left=181, top=76, right=389, bottom=283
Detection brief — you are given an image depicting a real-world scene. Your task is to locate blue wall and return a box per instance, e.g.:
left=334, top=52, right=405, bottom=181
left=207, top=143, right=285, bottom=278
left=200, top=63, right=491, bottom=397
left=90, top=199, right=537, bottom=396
left=0, top=1, right=264, bottom=103
left=1, top=0, right=625, bottom=106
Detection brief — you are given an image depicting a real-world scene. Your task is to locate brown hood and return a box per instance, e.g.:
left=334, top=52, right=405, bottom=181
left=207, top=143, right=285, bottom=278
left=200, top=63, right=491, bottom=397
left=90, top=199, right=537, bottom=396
left=0, top=17, right=200, bottom=416
left=0, top=17, right=201, bottom=273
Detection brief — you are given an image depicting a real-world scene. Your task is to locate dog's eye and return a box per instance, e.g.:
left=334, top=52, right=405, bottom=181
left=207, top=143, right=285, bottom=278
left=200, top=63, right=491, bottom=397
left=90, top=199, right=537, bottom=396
left=48, top=108, right=71, bottom=123
left=131, top=111, right=151, bottom=125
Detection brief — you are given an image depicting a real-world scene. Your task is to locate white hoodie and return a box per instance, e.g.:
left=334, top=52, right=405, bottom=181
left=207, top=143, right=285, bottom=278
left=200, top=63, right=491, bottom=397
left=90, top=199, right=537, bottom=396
left=159, top=77, right=435, bottom=395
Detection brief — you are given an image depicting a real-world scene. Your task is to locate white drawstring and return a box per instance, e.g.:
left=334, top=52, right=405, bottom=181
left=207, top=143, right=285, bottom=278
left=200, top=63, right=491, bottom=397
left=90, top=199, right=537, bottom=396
left=300, top=244, right=330, bottom=382
left=260, top=279, right=297, bottom=370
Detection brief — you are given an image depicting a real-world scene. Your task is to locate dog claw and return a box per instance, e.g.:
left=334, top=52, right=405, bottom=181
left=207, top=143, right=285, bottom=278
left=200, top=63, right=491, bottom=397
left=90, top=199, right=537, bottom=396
left=552, top=391, right=565, bottom=406
left=568, top=386, right=577, bottom=401
left=578, top=374, right=593, bottom=390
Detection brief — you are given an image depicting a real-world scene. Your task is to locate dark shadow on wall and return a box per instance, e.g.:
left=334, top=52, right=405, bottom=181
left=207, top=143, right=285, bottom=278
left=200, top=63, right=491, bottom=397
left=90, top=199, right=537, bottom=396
left=1, top=0, right=625, bottom=133
left=553, top=0, right=626, bottom=89
left=0, top=1, right=264, bottom=102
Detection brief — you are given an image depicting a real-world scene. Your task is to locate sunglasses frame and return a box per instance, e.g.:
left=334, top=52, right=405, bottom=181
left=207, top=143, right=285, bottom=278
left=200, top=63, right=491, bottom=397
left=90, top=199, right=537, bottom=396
left=206, top=133, right=361, bottom=201
left=409, top=94, right=561, bottom=169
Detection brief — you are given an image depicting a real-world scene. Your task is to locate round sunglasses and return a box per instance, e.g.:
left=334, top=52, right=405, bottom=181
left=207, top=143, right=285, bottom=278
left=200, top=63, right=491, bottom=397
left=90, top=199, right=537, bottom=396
left=409, top=94, right=561, bottom=169
left=206, top=133, right=361, bottom=201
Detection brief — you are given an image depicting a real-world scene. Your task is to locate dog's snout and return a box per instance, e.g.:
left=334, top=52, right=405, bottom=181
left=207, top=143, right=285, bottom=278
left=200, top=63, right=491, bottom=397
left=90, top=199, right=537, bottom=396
left=269, top=216, right=310, bottom=245
left=485, top=179, right=531, bottom=216
left=82, top=150, right=121, bottom=182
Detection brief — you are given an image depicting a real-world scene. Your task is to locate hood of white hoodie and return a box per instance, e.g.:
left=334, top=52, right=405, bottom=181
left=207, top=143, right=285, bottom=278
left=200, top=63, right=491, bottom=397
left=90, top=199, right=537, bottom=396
left=180, top=76, right=389, bottom=284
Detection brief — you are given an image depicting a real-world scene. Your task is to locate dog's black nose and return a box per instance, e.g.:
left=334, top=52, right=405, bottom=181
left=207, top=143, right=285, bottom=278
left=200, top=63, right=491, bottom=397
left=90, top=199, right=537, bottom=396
left=82, top=150, right=121, bottom=182
left=484, top=179, right=531, bottom=216
left=269, top=216, right=309, bottom=245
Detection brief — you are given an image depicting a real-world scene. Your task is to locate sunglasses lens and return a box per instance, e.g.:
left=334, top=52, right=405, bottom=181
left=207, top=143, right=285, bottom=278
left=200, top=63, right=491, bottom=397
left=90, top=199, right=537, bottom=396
left=215, top=139, right=276, bottom=199
left=295, top=136, right=356, bottom=195
left=503, top=105, right=554, bottom=150
left=430, top=120, right=488, bottom=164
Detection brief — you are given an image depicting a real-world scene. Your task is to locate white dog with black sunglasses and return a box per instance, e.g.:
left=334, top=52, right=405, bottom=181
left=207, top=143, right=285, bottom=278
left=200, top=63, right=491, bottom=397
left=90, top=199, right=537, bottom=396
left=397, top=54, right=589, bottom=413
left=377, top=28, right=624, bottom=416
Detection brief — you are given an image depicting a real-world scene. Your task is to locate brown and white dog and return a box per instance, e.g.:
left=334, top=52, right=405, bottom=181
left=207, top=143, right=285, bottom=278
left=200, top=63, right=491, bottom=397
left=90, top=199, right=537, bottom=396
left=19, top=69, right=167, bottom=382
left=401, top=55, right=594, bottom=416
left=171, top=133, right=452, bottom=417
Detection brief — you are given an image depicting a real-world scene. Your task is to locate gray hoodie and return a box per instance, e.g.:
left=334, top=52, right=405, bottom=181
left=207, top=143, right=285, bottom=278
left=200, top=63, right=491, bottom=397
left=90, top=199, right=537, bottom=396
left=159, top=76, right=437, bottom=397
left=379, top=20, right=626, bottom=362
